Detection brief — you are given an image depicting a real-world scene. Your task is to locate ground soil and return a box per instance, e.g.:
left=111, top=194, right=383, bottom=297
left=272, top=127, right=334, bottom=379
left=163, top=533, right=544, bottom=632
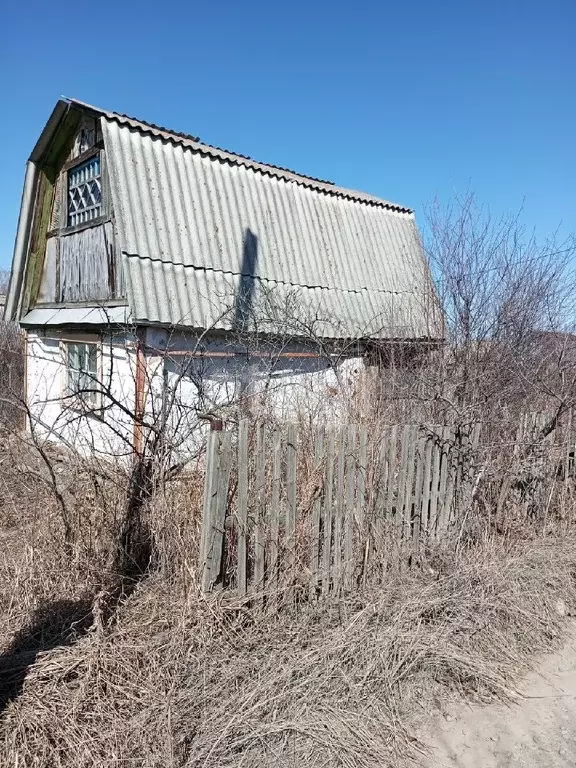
left=418, top=620, right=576, bottom=767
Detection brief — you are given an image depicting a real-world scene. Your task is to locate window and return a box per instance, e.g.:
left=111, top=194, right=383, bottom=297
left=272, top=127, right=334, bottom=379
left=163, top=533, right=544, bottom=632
left=67, top=155, right=102, bottom=227
left=64, top=341, right=99, bottom=408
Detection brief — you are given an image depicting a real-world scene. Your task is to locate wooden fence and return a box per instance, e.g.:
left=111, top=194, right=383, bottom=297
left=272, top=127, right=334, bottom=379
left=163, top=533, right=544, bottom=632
left=199, top=420, right=481, bottom=598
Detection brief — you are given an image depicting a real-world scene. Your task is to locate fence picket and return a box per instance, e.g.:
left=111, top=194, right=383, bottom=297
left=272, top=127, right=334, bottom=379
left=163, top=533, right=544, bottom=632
left=210, top=431, right=232, bottom=588
left=321, top=431, right=335, bottom=596
left=286, top=424, right=298, bottom=586
left=344, top=424, right=357, bottom=589
left=269, top=428, right=282, bottom=599
left=253, top=424, right=266, bottom=595
left=420, top=436, right=433, bottom=537
left=310, top=427, right=325, bottom=597
left=437, top=426, right=452, bottom=533
left=334, top=427, right=347, bottom=591
left=385, top=425, right=399, bottom=522
left=237, top=419, right=249, bottom=596
left=412, top=434, right=426, bottom=549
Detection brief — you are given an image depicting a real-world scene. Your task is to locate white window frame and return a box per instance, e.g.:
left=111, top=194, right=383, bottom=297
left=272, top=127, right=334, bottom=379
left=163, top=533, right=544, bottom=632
left=60, top=333, right=103, bottom=412
left=59, top=148, right=108, bottom=235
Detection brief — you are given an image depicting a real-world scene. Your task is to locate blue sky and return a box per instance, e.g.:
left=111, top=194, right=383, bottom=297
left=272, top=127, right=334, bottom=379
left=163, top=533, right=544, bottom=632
left=0, top=0, right=574, bottom=269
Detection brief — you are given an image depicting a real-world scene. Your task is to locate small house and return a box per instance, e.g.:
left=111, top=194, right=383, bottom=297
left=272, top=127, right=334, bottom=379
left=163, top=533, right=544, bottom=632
left=5, top=98, right=440, bottom=457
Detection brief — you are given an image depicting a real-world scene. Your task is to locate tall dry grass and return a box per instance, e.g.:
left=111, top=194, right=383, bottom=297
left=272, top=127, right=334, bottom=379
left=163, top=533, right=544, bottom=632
left=0, top=424, right=575, bottom=767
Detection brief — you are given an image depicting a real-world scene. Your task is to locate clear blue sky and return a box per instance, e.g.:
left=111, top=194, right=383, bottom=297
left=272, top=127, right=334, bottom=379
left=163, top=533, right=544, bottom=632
left=1, top=0, right=574, bottom=269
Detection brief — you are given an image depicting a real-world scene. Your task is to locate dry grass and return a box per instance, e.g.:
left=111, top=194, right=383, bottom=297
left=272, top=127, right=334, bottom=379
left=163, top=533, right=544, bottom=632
left=1, top=512, right=575, bottom=767
left=1, top=424, right=576, bottom=767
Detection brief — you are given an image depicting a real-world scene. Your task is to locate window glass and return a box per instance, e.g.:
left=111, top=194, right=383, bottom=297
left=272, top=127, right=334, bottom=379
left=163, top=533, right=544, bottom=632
left=67, top=156, right=102, bottom=227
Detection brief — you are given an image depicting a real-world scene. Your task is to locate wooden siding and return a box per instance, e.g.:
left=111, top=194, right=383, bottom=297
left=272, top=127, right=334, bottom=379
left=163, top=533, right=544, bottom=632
left=25, top=109, right=127, bottom=311
left=59, top=222, right=124, bottom=302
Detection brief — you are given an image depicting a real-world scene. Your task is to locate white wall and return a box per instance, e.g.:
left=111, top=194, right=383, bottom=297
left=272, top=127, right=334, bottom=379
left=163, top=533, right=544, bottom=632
left=25, top=326, right=365, bottom=460
left=26, top=329, right=137, bottom=458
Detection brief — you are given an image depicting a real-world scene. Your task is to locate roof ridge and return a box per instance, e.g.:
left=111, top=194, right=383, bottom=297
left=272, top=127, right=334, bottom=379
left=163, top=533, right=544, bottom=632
left=67, top=97, right=412, bottom=213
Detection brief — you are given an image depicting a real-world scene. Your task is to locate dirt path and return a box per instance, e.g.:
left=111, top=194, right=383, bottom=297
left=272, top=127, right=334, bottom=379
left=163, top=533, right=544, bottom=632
left=417, top=620, right=576, bottom=768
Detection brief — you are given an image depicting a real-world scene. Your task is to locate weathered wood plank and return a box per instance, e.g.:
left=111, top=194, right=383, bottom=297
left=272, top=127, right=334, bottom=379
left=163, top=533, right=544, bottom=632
left=310, top=426, right=325, bottom=597
left=236, top=419, right=249, bottom=597
left=269, top=428, right=282, bottom=599
left=253, top=424, right=266, bottom=595
left=286, top=424, right=298, bottom=581
left=428, top=432, right=442, bottom=536
left=209, top=431, right=232, bottom=587
left=200, top=430, right=217, bottom=593
left=411, top=434, right=426, bottom=550
left=344, top=424, right=358, bottom=589
left=385, top=425, right=399, bottom=523
left=357, top=425, right=369, bottom=586
left=420, top=436, right=434, bottom=539
left=437, top=426, right=452, bottom=534
left=357, top=426, right=368, bottom=535
left=321, top=430, right=335, bottom=596
left=333, top=427, right=347, bottom=591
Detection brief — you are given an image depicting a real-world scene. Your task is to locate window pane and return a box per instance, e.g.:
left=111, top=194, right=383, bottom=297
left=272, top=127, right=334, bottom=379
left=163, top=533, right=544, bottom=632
left=67, top=155, right=102, bottom=227
left=66, top=342, right=98, bottom=406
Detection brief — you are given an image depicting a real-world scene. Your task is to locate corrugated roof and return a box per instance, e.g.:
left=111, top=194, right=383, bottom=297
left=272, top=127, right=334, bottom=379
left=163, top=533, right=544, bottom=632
left=72, top=98, right=406, bottom=210
left=96, top=109, right=440, bottom=339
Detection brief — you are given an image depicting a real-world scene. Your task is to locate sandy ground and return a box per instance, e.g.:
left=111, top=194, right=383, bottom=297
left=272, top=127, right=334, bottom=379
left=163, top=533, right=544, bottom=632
left=417, top=620, right=576, bottom=768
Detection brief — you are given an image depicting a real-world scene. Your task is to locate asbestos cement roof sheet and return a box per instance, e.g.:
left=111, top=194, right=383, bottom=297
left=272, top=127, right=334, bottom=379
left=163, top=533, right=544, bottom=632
left=88, top=103, right=438, bottom=339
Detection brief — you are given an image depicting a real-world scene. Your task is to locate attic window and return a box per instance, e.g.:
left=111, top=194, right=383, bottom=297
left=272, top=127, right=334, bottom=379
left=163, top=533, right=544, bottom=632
left=67, top=155, right=102, bottom=227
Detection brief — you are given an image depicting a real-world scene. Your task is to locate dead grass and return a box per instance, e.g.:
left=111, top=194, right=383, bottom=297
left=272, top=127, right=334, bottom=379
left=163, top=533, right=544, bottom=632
left=1, top=525, right=575, bottom=767
left=1, top=427, right=576, bottom=767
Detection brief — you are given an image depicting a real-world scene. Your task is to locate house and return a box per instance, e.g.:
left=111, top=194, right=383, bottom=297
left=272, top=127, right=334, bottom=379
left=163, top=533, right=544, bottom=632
left=5, top=98, right=440, bottom=457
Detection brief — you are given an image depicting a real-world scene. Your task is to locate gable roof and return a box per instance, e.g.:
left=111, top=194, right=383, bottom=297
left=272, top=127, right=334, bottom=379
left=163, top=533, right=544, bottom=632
left=9, top=98, right=441, bottom=340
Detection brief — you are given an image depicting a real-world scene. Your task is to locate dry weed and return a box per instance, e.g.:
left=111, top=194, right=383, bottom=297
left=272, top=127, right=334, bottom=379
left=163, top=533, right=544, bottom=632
left=1, top=531, right=574, bottom=768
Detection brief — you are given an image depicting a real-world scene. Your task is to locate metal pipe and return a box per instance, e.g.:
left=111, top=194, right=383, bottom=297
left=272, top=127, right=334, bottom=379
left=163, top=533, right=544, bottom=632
left=5, top=161, right=39, bottom=321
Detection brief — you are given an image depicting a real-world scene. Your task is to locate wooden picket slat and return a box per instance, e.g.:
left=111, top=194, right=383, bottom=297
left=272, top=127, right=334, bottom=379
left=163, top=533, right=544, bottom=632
left=286, top=424, right=298, bottom=580
left=428, top=433, right=442, bottom=536
left=321, top=431, right=335, bottom=596
left=344, top=424, right=357, bottom=589
left=333, top=427, right=347, bottom=590
left=310, top=427, right=325, bottom=596
left=236, top=419, right=249, bottom=596
left=253, top=424, right=266, bottom=594
left=437, top=426, right=452, bottom=533
left=269, top=428, right=282, bottom=598
left=411, top=434, right=426, bottom=549
left=420, top=436, right=434, bottom=537
left=357, top=426, right=368, bottom=535
left=200, top=430, right=217, bottom=593
left=385, top=425, right=399, bottom=521
left=210, top=431, right=232, bottom=587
